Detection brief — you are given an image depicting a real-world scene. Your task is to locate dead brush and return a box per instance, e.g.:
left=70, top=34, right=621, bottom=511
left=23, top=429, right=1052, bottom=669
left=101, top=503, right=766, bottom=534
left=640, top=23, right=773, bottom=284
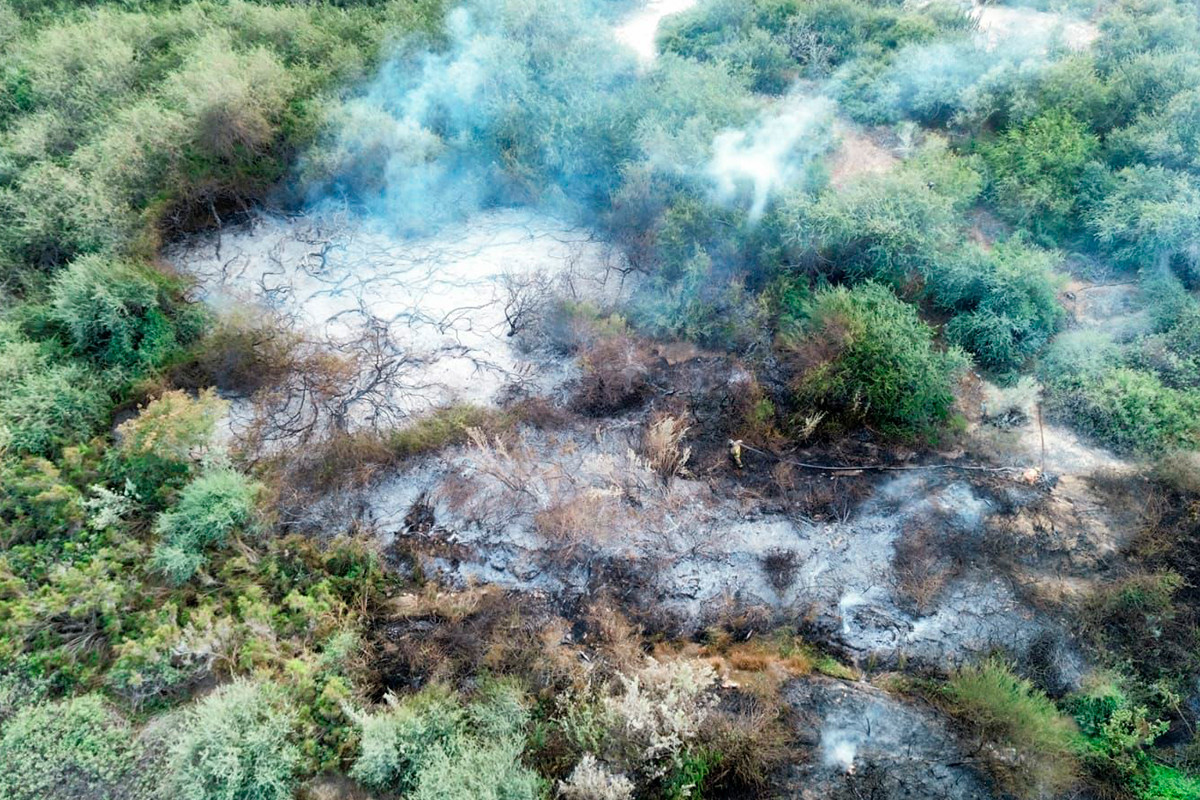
left=574, top=335, right=652, bottom=414
left=892, top=517, right=959, bottom=615
left=365, top=586, right=577, bottom=696
left=641, top=413, right=691, bottom=481
left=534, top=492, right=619, bottom=559
left=760, top=548, right=800, bottom=594
left=582, top=600, right=645, bottom=673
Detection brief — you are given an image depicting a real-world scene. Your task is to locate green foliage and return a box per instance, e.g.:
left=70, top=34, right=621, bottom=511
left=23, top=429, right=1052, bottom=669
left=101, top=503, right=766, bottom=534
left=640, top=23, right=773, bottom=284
left=1068, top=678, right=1170, bottom=793
left=408, top=734, right=541, bottom=800
left=658, top=0, right=974, bottom=89
left=110, top=388, right=226, bottom=507
left=0, top=456, right=85, bottom=546
left=1088, top=165, right=1200, bottom=273
left=0, top=0, right=441, bottom=273
left=981, top=110, right=1100, bottom=239
left=944, top=658, right=1079, bottom=799
left=50, top=255, right=193, bottom=370
left=0, top=693, right=143, bottom=800
left=351, top=681, right=540, bottom=800
left=1045, top=363, right=1200, bottom=453
left=785, top=282, right=966, bottom=437
left=793, top=170, right=960, bottom=286
left=1109, top=87, right=1200, bottom=171
left=350, top=686, right=465, bottom=793
left=387, top=404, right=509, bottom=460
left=936, top=240, right=1064, bottom=373
left=164, top=680, right=299, bottom=800
left=152, top=466, right=259, bottom=585
left=0, top=362, right=109, bottom=456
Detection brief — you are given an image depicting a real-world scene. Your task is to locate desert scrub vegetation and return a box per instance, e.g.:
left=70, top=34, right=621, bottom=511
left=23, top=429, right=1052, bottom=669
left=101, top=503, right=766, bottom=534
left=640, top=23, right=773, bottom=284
left=164, top=680, right=300, bottom=800
left=782, top=282, right=967, bottom=438
left=0, top=692, right=147, bottom=800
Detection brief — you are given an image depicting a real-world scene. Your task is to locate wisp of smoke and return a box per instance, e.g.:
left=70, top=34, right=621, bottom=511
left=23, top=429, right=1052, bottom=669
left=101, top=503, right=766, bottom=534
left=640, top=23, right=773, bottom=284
left=822, top=727, right=860, bottom=773
left=306, top=0, right=636, bottom=233
left=833, top=24, right=1077, bottom=126
left=707, top=93, right=835, bottom=220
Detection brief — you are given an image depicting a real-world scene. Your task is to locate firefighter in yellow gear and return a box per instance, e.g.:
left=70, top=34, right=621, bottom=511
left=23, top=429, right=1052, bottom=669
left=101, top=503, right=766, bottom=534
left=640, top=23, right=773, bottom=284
left=729, top=439, right=744, bottom=470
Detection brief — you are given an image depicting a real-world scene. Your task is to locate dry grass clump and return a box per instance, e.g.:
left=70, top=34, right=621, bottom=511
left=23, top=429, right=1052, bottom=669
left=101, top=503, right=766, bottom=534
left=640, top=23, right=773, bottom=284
left=760, top=547, right=800, bottom=594
left=640, top=413, right=691, bottom=480
left=574, top=336, right=653, bottom=414
left=534, top=493, right=620, bottom=564
left=386, top=404, right=513, bottom=461
left=1152, top=450, right=1200, bottom=496
left=892, top=517, right=959, bottom=615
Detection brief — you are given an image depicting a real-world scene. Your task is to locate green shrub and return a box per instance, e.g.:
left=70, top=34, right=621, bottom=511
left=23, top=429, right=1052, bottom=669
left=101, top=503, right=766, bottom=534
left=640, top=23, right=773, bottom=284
left=350, top=681, right=540, bottom=800
left=944, top=658, right=1079, bottom=799
left=982, top=110, right=1100, bottom=239
left=386, top=404, right=508, bottom=460
left=409, top=736, right=542, bottom=800
left=1062, top=367, right=1200, bottom=453
left=0, top=694, right=142, bottom=800
left=937, top=240, right=1064, bottom=373
left=1067, top=678, right=1169, bottom=792
left=164, top=680, right=299, bottom=800
left=0, top=456, right=85, bottom=546
left=152, top=466, right=260, bottom=584
left=794, top=170, right=960, bottom=286
left=1109, top=87, right=1200, bottom=172
left=785, top=282, right=966, bottom=437
left=50, top=255, right=185, bottom=370
left=110, top=388, right=226, bottom=507
left=1089, top=165, right=1200, bottom=272
left=350, top=686, right=464, bottom=793
left=0, top=363, right=109, bottom=456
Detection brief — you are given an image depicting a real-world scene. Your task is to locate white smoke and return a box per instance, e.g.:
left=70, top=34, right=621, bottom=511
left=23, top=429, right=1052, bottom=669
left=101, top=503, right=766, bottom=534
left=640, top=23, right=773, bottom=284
left=613, top=0, right=699, bottom=66
left=822, top=727, right=860, bottom=773
left=707, top=93, right=836, bottom=220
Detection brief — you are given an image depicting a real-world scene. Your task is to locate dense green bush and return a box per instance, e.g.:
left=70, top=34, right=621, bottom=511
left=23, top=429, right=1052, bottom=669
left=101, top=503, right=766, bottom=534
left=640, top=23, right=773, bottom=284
left=0, top=693, right=143, bottom=800
left=0, top=456, right=85, bottom=546
left=1067, top=678, right=1171, bottom=794
left=350, top=685, right=465, bottom=793
left=351, top=680, right=540, bottom=799
left=0, top=0, right=443, bottom=273
left=50, top=255, right=197, bottom=370
left=936, top=240, right=1064, bottom=373
left=0, top=362, right=109, bottom=456
left=792, top=170, right=960, bottom=286
left=1051, top=365, right=1200, bottom=453
left=164, top=680, right=299, bottom=800
left=981, top=110, right=1100, bottom=239
left=1088, top=165, right=1200, bottom=274
left=152, top=465, right=260, bottom=584
left=784, top=282, right=966, bottom=437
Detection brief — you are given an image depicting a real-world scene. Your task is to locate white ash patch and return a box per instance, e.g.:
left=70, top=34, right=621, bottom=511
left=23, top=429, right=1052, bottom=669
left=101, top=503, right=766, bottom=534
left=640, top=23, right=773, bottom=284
left=788, top=677, right=994, bottom=798
left=167, top=208, right=632, bottom=426
left=361, top=423, right=1071, bottom=668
